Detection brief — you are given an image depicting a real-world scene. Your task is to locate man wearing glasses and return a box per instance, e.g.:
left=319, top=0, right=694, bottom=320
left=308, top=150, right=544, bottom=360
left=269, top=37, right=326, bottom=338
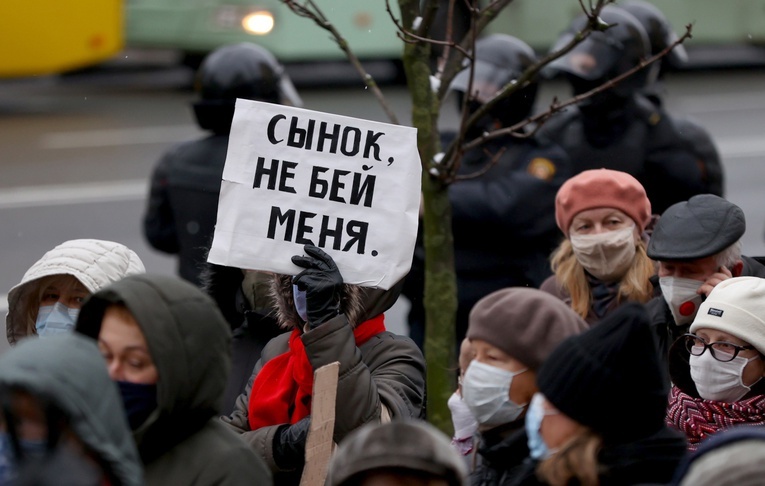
left=665, top=276, right=765, bottom=450
left=645, top=194, right=765, bottom=362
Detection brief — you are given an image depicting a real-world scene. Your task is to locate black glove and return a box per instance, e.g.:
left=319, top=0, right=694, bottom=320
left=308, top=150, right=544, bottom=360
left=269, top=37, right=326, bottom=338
left=272, top=416, right=311, bottom=470
left=291, top=244, right=343, bottom=328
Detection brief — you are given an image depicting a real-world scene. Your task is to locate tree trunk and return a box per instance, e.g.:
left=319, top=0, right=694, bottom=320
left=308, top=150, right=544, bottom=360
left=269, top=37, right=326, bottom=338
left=400, top=12, right=458, bottom=435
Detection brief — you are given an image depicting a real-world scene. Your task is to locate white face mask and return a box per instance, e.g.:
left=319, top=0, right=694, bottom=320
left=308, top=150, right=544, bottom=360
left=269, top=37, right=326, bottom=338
left=447, top=390, right=478, bottom=440
left=35, top=302, right=79, bottom=337
left=690, top=348, right=761, bottom=402
left=461, top=361, right=528, bottom=427
left=659, top=276, right=704, bottom=326
left=569, top=225, right=637, bottom=281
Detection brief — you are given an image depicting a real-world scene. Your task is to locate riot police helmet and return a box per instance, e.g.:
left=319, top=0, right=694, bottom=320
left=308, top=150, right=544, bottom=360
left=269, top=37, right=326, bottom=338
left=450, top=34, right=539, bottom=128
left=193, top=42, right=302, bottom=133
left=620, top=0, right=688, bottom=74
left=545, top=5, right=652, bottom=97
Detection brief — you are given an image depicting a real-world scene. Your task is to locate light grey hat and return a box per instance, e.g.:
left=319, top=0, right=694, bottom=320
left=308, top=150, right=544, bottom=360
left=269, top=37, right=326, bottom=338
left=326, top=420, right=468, bottom=486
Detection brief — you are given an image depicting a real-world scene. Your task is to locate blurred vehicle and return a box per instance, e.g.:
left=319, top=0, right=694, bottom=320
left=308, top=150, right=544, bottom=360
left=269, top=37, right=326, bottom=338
left=124, top=0, right=765, bottom=67
left=0, top=0, right=123, bottom=77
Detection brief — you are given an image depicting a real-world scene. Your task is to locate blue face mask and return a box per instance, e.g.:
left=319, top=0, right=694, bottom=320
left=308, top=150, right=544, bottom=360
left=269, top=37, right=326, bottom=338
left=35, top=303, right=79, bottom=337
left=292, top=284, right=308, bottom=322
left=0, top=430, right=48, bottom=482
left=525, top=393, right=556, bottom=460
left=117, top=381, right=158, bottom=430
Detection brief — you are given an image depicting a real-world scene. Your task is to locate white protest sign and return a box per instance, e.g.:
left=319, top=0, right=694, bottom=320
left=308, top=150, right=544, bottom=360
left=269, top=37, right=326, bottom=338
left=207, top=99, right=421, bottom=290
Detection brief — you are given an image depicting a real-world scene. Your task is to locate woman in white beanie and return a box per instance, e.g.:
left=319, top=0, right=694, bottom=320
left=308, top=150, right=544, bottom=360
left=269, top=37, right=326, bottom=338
left=666, top=276, right=765, bottom=450
left=6, top=239, right=145, bottom=345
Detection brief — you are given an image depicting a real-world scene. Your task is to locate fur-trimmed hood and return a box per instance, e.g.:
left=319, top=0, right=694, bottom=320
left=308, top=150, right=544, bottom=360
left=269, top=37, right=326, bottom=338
left=270, top=274, right=405, bottom=329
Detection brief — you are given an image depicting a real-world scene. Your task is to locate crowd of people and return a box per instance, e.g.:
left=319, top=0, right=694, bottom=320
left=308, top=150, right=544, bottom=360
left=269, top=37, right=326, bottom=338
left=3, top=1, right=762, bottom=485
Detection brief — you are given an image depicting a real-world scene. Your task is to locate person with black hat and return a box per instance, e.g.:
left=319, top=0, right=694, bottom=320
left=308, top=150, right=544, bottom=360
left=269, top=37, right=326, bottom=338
left=521, top=303, right=686, bottom=486
left=538, top=4, right=709, bottom=215
left=402, top=33, right=573, bottom=352
left=461, top=287, right=588, bottom=485
left=645, top=194, right=765, bottom=363
left=665, top=276, right=765, bottom=451
left=143, top=42, right=302, bottom=288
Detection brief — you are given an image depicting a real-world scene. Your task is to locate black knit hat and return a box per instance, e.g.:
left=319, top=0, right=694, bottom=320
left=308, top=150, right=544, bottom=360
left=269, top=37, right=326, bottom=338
left=537, top=302, right=669, bottom=444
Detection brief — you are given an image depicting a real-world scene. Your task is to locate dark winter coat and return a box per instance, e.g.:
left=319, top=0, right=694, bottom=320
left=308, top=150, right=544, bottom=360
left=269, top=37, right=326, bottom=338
left=143, top=134, right=228, bottom=286
left=77, top=274, right=272, bottom=485
left=222, top=275, right=426, bottom=485
left=538, top=94, right=708, bottom=215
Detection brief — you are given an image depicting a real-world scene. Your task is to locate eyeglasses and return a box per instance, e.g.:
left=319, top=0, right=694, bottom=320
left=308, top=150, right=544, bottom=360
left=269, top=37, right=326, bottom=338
left=682, top=333, right=756, bottom=362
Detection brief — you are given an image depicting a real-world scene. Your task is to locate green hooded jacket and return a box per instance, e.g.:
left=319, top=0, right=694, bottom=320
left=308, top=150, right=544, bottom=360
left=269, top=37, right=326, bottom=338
left=0, top=333, right=144, bottom=485
left=76, top=274, right=272, bottom=486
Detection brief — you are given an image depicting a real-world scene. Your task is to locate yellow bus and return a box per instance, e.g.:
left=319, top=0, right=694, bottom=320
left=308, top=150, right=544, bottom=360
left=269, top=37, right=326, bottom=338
left=0, top=0, right=123, bottom=78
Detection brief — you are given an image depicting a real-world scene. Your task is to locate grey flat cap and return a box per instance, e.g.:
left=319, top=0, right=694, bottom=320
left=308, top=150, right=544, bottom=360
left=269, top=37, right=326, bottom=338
left=647, top=194, right=745, bottom=261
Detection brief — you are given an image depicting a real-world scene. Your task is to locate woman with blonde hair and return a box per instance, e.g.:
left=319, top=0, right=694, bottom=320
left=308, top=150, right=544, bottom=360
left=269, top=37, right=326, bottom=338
left=541, top=168, right=655, bottom=324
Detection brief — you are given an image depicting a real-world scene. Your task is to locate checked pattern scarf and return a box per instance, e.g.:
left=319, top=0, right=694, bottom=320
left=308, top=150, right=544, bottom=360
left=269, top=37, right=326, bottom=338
left=666, top=385, right=765, bottom=451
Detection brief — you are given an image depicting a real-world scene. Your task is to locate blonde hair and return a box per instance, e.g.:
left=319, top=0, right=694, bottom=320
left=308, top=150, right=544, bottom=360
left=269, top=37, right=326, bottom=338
left=536, top=429, right=603, bottom=486
left=549, top=239, right=655, bottom=320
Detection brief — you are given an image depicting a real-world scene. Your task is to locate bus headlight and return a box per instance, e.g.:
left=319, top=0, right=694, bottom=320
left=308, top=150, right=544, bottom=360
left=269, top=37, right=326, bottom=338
left=242, top=11, right=274, bottom=35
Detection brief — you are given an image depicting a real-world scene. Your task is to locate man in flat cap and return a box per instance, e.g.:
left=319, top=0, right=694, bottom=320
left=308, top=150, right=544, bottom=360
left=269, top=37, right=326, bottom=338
left=645, top=194, right=765, bottom=361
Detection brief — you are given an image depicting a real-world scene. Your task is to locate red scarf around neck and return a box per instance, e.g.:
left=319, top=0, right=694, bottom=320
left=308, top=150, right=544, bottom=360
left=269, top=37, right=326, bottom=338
left=666, top=386, right=765, bottom=450
left=247, top=315, right=386, bottom=430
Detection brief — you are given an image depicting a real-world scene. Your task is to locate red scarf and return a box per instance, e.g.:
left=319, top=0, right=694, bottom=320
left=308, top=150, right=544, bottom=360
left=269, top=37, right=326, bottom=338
left=247, top=315, right=385, bottom=430
left=666, top=386, right=765, bottom=450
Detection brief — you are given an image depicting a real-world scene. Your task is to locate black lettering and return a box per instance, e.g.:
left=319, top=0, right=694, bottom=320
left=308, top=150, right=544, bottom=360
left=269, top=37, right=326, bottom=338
left=309, top=166, right=330, bottom=199
left=317, top=122, right=339, bottom=154
left=319, top=215, right=344, bottom=250
left=350, top=173, right=376, bottom=207
left=267, top=114, right=286, bottom=145
left=296, top=211, right=316, bottom=245
left=287, top=116, right=307, bottom=149
left=342, top=220, right=368, bottom=254
left=253, top=157, right=279, bottom=190
left=340, top=126, right=361, bottom=156
left=329, top=170, right=350, bottom=204
left=363, top=130, right=384, bottom=161
left=279, top=160, right=297, bottom=193
left=267, top=207, right=295, bottom=241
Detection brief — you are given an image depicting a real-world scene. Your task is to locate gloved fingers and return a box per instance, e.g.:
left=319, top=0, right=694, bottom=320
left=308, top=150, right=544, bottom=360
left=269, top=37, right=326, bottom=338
left=303, top=245, right=338, bottom=272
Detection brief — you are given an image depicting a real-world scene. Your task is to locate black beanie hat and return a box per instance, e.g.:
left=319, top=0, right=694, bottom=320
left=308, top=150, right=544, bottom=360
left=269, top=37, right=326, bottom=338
left=537, top=302, right=669, bottom=444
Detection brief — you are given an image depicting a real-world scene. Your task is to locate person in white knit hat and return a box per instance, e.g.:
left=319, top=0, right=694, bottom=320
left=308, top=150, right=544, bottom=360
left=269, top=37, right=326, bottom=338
left=666, top=276, right=765, bottom=450
left=6, top=239, right=145, bottom=345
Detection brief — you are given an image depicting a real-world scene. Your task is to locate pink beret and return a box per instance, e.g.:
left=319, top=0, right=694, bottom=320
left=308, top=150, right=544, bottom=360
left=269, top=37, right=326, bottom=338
left=555, top=169, right=651, bottom=237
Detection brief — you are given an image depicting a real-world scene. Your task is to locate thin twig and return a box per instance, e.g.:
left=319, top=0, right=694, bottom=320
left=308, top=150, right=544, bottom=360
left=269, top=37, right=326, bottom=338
left=282, top=0, right=400, bottom=125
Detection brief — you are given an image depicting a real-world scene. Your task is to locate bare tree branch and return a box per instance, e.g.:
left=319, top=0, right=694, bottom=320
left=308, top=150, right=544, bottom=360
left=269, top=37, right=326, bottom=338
left=282, top=0, right=400, bottom=125
left=461, top=22, right=694, bottom=153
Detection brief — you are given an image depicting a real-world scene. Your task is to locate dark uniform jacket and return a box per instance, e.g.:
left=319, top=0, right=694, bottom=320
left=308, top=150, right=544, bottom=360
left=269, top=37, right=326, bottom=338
left=538, top=94, right=708, bottom=215
left=404, top=133, right=572, bottom=347
left=143, top=134, right=228, bottom=286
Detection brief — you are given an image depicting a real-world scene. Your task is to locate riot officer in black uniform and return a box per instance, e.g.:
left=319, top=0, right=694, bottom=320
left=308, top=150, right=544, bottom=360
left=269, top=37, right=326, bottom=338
left=143, top=43, right=301, bottom=413
left=621, top=0, right=724, bottom=196
left=539, top=5, right=709, bottom=215
left=403, top=34, right=573, bottom=350
left=143, top=42, right=302, bottom=286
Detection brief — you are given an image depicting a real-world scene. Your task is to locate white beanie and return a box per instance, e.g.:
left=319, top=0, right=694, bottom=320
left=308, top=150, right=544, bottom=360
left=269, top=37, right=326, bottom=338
left=690, top=276, right=765, bottom=354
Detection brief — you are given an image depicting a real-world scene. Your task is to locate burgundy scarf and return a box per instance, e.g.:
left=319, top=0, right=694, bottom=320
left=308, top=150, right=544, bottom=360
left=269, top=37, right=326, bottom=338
left=247, top=315, right=385, bottom=430
left=666, top=386, right=765, bottom=450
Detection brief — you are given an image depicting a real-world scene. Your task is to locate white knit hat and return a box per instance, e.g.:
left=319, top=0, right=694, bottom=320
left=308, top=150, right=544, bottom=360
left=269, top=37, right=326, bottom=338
left=690, top=276, right=765, bottom=354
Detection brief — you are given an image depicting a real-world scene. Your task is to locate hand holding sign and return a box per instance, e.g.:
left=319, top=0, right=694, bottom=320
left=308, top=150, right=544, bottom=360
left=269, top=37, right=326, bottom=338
left=292, top=245, right=344, bottom=328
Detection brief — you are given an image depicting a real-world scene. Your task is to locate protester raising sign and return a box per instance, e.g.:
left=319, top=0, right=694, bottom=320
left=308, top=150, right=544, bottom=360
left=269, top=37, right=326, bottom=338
left=207, top=99, right=421, bottom=291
